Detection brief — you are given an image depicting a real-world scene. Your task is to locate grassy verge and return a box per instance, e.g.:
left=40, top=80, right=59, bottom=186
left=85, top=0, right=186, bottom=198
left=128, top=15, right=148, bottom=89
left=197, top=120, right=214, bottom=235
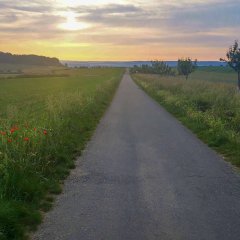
left=132, top=73, right=240, bottom=167
left=0, top=68, right=124, bottom=240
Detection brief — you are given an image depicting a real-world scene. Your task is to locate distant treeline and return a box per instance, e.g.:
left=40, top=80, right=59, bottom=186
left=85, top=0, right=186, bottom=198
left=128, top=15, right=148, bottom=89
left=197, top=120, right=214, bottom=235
left=0, top=52, right=62, bottom=66
left=130, top=61, right=175, bottom=75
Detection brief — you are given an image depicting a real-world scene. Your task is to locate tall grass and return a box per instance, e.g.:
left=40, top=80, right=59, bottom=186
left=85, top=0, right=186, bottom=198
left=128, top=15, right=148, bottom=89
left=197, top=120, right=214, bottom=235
left=133, top=73, right=240, bottom=167
left=0, top=68, right=124, bottom=240
left=190, top=68, right=237, bottom=84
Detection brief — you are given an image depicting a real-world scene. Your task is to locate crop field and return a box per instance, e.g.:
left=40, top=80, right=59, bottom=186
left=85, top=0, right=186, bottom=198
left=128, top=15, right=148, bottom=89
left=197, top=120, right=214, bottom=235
left=0, top=63, right=65, bottom=76
left=0, top=67, right=124, bottom=239
left=168, top=67, right=236, bottom=85
left=190, top=67, right=236, bottom=85
left=132, top=68, right=240, bottom=168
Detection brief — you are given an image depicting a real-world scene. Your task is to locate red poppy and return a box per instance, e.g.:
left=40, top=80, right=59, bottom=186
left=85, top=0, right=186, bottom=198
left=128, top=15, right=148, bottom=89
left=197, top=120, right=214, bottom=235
left=34, top=128, right=37, bottom=131
left=43, top=130, right=47, bottom=135
left=24, top=137, right=29, bottom=141
left=7, top=139, right=12, bottom=143
left=10, top=126, right=19, bottom=133
left=0, top=131, right=6, bottom=135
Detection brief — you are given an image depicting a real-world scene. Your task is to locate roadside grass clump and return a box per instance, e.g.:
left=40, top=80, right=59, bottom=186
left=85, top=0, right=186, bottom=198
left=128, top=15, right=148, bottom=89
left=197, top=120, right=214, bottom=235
left=0, top=68, right=124, bottom=240
left=132, top=73, right=240, bottom=167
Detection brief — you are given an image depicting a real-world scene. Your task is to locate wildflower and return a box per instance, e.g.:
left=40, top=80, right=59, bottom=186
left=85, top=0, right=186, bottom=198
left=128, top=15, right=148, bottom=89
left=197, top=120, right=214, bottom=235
left=34, top=128, right=37, bottom=131
left=0, top=131, right=6, bottom=135
left=24, top=137, right=29, bottom=141
left=43, top=130, right=47, bottom=135
left=12, top=125, right=19, bottom=130
left=7, top=139, right=12, bottom=143
left=10, top=126, right=19, bottom=134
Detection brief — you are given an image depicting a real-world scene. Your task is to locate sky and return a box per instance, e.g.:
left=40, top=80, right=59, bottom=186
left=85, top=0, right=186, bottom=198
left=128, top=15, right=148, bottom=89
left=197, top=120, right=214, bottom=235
left=0, top=0, right=239, bottom=61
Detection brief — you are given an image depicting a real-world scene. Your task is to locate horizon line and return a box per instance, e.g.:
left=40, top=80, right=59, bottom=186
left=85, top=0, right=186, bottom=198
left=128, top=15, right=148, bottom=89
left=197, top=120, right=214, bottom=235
left=61, top=59, right=223, bottom=62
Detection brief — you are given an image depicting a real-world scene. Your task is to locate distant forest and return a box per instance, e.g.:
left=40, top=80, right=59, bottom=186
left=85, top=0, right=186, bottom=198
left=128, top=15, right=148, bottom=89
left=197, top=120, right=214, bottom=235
left=0, top=52, right=62, bottom=66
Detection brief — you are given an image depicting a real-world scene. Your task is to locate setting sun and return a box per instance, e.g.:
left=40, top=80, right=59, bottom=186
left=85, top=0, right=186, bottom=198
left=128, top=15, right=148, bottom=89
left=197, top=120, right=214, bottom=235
left=59, top=12, right=90, bottom=31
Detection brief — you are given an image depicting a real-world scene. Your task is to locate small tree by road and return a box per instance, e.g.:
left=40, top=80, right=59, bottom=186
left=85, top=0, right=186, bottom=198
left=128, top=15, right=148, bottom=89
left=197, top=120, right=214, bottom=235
left=220, top=40, right=240, bottom=91
left=177, top=58, right=197, bottom=80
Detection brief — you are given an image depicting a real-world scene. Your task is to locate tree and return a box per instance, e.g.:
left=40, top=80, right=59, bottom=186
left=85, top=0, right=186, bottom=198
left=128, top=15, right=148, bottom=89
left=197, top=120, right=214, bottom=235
left=0, top=51, right=62, bottom=66
left=130, top=60, right=175, bottom=75
left=177, top=58, right=197, bottom=80
left=220, top=40, right=240, bottom=91
left=151, top=60, right=174, bottom=75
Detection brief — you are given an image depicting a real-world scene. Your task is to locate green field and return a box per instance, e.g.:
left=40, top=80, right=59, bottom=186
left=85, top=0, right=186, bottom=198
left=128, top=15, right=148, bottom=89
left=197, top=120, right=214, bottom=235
left=168, top=67, right=237, bottom=85
left=0, top=63, right=64, bottom=76
left=0, top=67, right=124, bottom=240
left=190, top=67, right=237, bottom=85
left=132, top=68, right=240, bottom=168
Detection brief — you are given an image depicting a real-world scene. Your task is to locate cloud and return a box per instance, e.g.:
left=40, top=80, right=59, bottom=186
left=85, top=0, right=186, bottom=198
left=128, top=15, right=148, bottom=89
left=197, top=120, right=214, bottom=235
left=75, top=4, right=157, bottom=28
left=163, top=1, right=240, bottom=31
left=71, top=0, right=240, bottom=32
left=1, top=0, right=239, bottom=35
left=0, top=0, right=65, bottom=40
left=0, top=0, right=53, bottom=13
left=0, top=13, right=18, bottom=23
left=0, top=0, right=239, bottom=60
left=72, top=0, right=240, bottom=49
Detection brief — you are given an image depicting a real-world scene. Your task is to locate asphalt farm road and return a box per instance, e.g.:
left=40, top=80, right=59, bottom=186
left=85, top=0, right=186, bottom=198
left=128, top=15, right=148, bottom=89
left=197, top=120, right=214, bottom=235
left=33, top=72, right=240, bottom=240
